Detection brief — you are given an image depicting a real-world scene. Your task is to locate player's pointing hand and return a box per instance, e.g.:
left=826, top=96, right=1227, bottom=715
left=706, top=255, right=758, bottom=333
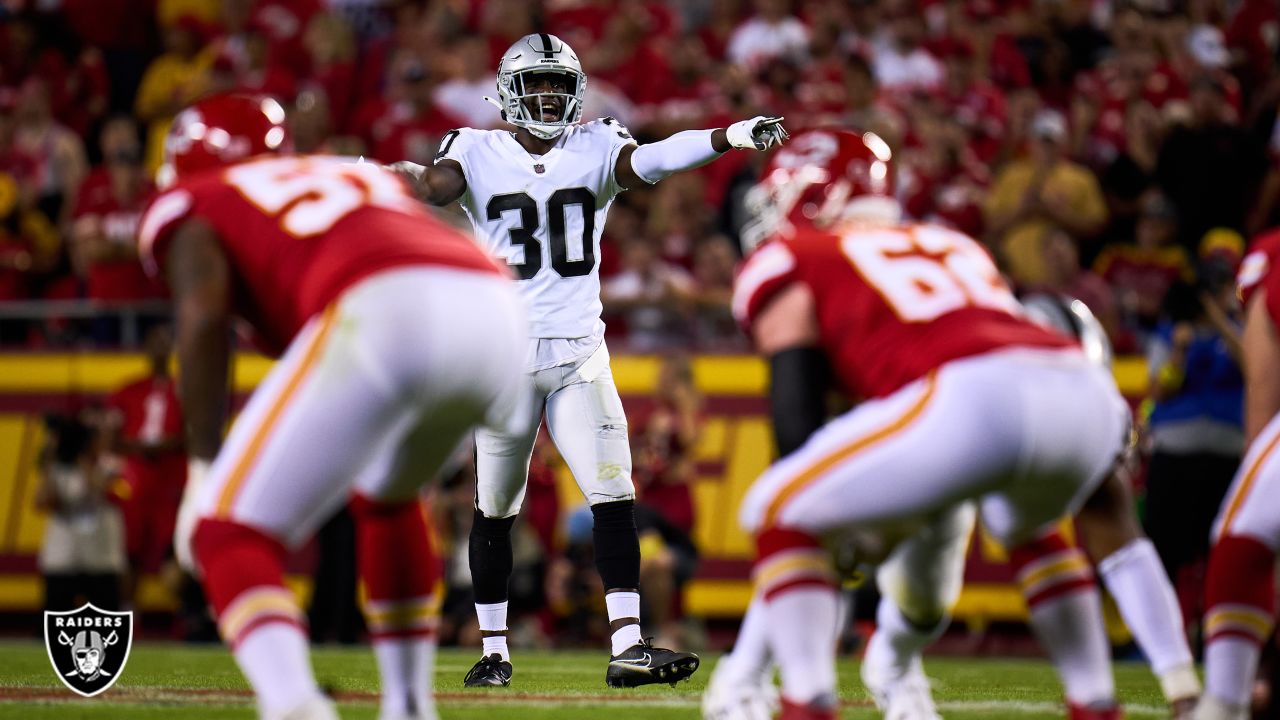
left=726, top=116, right=789, bottom=151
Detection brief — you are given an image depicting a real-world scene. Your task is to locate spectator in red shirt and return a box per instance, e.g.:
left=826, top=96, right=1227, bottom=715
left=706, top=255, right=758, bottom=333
left=935, top=37, right=1007, bottom=163
left=727, top=0, right=810, bottom=71
left=632, top=35, right=725, bottom=136
left=249, top=0, right=324, bottom=79
left=634, top=353, right=702, bottom=647
left=433, top=35, right=502, bottom=131
left=699, top=0, right=747, bottom=61
left=1040, top=226, right=1122, bottom=346
left=17, top=14, right=112, bottom=142
left=477, top=0, right=539, bottom=68
left=872, top=8, right=943, bottom=92
left=0, top=87, right=60, bottom=321
left=71, top=116, right=161, bottom=306
left=0, top=167, right=59, bottom=346
left=690, top=234, right=742, bottom=347
left=12, top=78, right=87, bottom=227
left=1094, top=193, right=1194, bottom=339
left=900, top=110, right=990, bottom=238
left=352, top=50, right=463, bottom=165
left=105, top=324, right=186, bottom=586
left=209, top=21, right=298, bottom=103
left=840, top=53, right=905, bottom=147
left=584, top=8, right=670, bottom=109
left=1226, top=0, right=1279, bottom=91
left=300, top=12, right=358, bottom=133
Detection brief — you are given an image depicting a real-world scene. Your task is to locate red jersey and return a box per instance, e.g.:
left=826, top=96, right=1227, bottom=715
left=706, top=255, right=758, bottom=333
left=73, top=168, right=164, bottom=301
left=733, top=223, right=1075, bottom=399
left=137, top=155, right=503, bottom=355
left=107, top=373, right=186, bottom=498
left=1239, top=228, right=1280, bottom=327
left=353, top=99, right=463, bottom=165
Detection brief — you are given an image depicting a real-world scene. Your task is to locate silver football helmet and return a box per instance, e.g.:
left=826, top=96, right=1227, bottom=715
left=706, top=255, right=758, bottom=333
left=493, top=33, right=586, bottom=140
left=1021, top=292, right=1114, bottom=368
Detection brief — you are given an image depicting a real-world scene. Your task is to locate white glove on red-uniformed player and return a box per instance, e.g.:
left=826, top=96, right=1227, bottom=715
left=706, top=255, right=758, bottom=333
left=173, top=459, right=209, bottom=575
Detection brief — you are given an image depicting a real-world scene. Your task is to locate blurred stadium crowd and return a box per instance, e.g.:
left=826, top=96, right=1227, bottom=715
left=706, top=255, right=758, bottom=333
left=1, top=0, right=1276, bottom=352
left=3, top=0, right=1275, bottom=654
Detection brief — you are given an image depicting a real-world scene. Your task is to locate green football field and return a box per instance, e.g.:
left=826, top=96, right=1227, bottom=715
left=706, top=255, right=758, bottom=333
left=0, top=640, right=1171, bottom=719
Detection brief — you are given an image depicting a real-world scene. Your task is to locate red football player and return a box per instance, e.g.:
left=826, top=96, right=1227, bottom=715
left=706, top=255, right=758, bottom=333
left=708, top=129, right=1132, bottom=720
left=1194, top=230, right=1280, bottom=720
left=138, top=93, right=527, bottom=720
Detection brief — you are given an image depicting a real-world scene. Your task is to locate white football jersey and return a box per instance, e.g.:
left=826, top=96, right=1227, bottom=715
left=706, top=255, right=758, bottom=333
left=440, top=118, right=636, bottom=339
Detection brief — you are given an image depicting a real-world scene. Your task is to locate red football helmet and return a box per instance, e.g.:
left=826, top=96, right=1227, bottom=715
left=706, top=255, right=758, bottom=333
left=158, top=93, right=290, bottom=187
left=741, top=128, right=899, bottom=250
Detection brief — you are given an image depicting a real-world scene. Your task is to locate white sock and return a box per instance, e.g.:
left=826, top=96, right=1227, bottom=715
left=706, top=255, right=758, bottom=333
left=1204, top=636, right=1261, bottom=710
left=476, top=601, right=508, bottom=632
left=481, top=635, right=509, bottom=661
left=764, top=585, right=839, bottom=706
left=1026, top=588, right=1115, bottom=706
left=372, top=638, right=435, bottom=717
left=605, top=591, right=643, bottom=655
left=718, top=594, right=773, bottom=683
left=476, top=602, right=509, bottom=660
left=1097, top=538, right=1199, bottom=701
left=864, top=597, right=947, bottom=681
left=233, top=622, right=323, bottom=715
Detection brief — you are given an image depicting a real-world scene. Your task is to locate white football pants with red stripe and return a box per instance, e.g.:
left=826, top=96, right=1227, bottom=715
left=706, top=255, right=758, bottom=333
left=741, top=346, right=1128, bottom=552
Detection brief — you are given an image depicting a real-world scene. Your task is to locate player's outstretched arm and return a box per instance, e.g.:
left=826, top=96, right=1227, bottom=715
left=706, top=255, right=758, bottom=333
left=389, top=158, right=467, bottom=207
left=615, top=116, right=788, bottom=189
left=166, top=218, right=232, bottom=463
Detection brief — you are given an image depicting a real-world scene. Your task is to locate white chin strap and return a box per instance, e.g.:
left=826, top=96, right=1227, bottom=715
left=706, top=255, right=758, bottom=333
left=523, top=122, right=566, bottom=140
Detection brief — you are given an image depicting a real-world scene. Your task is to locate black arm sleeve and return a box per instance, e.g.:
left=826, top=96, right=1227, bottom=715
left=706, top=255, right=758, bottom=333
left=769, top=347, right=833, bottom=457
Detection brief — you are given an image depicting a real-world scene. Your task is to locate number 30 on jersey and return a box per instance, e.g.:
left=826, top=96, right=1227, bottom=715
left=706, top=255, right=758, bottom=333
left=487, top=189, right=597, bottom=280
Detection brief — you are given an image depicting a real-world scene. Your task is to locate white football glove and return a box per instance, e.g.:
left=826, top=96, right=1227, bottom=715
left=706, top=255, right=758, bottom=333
left=726, top=116, right=789, bottom=151
left=174, top=458, right=210, bottom=576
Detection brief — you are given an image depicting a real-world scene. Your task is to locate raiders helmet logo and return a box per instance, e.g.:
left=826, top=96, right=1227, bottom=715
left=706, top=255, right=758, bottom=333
left=44, top=603, right=133, bottom=697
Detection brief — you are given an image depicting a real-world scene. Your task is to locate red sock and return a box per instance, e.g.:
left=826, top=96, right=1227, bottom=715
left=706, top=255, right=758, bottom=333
left=780, top=698, right=837, bottom=720
left=351, top=494, right=442, bottom=639
left=1067, top=702, right=1123, bottom=720
left=754, top=527, right=835, bottom=601
left=1011, top=529, right=1114, bottom=705
left=1010, top=529, right=1096, bottom=609
left=192, top=519, right=304, bottom=649
left=754, top=526, right=839, bottom=706
left=1204, top=534, right=1276, bottom=646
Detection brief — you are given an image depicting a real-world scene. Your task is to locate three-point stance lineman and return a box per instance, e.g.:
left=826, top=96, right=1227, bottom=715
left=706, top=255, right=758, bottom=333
left=395, top=33, right=787, bottom=689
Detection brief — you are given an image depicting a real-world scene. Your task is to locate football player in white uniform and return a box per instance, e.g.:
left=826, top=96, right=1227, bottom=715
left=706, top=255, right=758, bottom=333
left=394, top=33, right=787, bottom=689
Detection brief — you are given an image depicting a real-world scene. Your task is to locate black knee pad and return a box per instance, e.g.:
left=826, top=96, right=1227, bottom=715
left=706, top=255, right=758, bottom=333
left=469, top=509, right=517, bottom=605
left=591, top=500, right=640, bottom=591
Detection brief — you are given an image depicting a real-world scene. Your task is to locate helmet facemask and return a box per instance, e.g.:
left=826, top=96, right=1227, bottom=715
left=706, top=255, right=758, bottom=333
left=741, top=166, right=843, bottom=252
left=497, top=66, right=585, bottom=140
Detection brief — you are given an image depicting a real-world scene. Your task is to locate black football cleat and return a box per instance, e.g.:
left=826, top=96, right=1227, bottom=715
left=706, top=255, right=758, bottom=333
left=605, top=638, right=700, bottom=688
left=463, top=653, right=513, bottom=687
